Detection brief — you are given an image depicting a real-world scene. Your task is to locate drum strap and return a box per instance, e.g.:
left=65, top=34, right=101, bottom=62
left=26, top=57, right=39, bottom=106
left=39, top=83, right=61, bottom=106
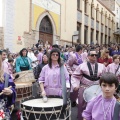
left=115, top=65, right=120, bottom=75
left=113, top=101, right=120, bottom=120
left=60, top=65, right=67, bottom=112
left=83, top=62, right=99, bottom=81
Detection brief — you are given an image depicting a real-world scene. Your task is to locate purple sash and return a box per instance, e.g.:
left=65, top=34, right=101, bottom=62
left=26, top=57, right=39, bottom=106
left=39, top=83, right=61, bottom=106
left=75, top=53, right=83, bottom=65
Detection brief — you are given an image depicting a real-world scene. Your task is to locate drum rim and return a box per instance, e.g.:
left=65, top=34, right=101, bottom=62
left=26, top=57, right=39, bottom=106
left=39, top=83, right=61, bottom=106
left=15, top=82, right=32, bottom=88
left=21, top=96, right=71, bottom=115
left=21, top=96, right=70, bottom=108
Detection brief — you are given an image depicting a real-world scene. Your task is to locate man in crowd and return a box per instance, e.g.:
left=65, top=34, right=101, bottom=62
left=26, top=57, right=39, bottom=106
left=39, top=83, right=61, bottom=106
left=71, top=49, right=106, bottom=120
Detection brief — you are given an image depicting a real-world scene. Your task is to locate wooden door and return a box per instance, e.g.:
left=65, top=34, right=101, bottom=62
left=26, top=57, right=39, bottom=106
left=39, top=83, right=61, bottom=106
left=39, top=32, right=53, bottom=45
left=39, top=16, right=53, bottom=45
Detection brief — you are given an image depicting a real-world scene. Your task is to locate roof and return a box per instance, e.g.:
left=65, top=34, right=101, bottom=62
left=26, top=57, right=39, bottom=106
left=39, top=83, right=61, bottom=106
left=97, top=0, right=115, bottom=16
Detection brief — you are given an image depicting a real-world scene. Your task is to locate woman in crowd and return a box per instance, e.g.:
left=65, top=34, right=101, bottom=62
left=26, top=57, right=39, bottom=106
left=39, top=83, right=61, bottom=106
left=107, top=54, right=120, bottom=93
left=39, top=48, right=70, bottom=97
left=98, top=49, right=113, bottom=67
left=107, top=54, right=120, bottom=77
left=111, top=46, right=120, bottom=56
left=0, top=50, right=16, bottom=119
left=34, top=54, right=48, bottom=79
left=15, top=48, right=32, bottom=72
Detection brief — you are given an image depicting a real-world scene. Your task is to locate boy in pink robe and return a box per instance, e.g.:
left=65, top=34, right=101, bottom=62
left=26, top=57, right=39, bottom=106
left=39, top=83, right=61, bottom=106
left=82, top=72, right=120, bottom=120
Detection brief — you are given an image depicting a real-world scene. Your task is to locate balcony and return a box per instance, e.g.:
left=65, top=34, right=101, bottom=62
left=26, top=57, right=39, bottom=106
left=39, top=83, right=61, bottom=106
left=77, top=10, right=82, bottom=23
left=91, top=19, right=94, bottom=28
left=96, top=22, right=99, bottom=31
left=84, top=14, right=88, bottom=26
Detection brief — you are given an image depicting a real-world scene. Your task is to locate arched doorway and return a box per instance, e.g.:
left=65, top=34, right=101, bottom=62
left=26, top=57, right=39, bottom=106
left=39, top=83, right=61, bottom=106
left=39, top=16, right=53, bottom=45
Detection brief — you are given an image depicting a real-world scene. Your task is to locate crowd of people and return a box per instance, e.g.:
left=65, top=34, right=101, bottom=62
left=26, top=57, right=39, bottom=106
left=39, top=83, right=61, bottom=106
left=0, top=40, right=120, bottom=120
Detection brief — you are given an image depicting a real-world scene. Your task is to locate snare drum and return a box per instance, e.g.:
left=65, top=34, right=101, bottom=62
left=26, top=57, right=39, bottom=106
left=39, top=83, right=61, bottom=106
left=15, top=82, right=32, bottom=101
left=21, top=96, right=71, bottom=120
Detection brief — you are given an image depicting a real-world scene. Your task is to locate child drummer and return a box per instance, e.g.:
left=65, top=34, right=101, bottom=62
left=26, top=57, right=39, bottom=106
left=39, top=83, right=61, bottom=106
left=82, top=72, right=120, bottom=120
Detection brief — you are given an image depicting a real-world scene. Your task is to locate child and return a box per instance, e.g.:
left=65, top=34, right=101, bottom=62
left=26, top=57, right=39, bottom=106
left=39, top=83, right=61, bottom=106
left=82, top=72, right=120, bottom=120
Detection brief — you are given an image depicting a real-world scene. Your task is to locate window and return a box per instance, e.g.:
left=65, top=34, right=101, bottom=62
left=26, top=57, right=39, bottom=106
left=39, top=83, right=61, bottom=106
left=109, top=28, right=111, bottom=36
left=77, top=23, right=81, bottom=43
left=96, top=31, right=99, bottom=41
left=91, top=29, right=94, bottom=44
left=84, top=0, right=87, bottom=14
left=112, top=18, right=114, bottom=30
left=105, top=35, right=107, bottom=44
left=105, top=26, right=107, bottom=35
left=101, top=33, right=103, bottom=44
left=77, top=0, right=80, bottom=9
left=84, top=26, right=88, bottom=44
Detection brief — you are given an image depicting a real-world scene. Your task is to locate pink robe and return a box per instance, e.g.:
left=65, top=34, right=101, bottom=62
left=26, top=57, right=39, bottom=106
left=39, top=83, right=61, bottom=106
left=106, top=63, right=120, bottom=82
left=2, top=60, right=14, bottom=79
left=37, top=52, right=43, bottom=64
left=38, top=64, right=70, bottom=96
left=66, top=52, right=87, bottom=75
left=66, top=52, right=86, bottom=102
left=82, top=95, right=119, bottom=120
left=71, top=62, right=106, bottom=120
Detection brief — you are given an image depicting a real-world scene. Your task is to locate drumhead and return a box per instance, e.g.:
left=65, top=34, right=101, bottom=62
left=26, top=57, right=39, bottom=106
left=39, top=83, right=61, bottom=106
left=21, top=96, right=71, bottom=120
left=83, top=85, right=102, bottom=102
left=22, top=98, right=63, bottom=108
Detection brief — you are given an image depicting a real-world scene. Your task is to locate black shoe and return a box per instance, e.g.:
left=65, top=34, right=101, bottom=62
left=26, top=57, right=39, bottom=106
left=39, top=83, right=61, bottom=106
left=71, top=101, right=76, bottom=107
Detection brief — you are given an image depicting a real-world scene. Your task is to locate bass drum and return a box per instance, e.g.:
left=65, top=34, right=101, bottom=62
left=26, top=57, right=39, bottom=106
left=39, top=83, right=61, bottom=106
left=21, top=96, right=71, bottom=120
left=83, top=85, right=102, bottom=102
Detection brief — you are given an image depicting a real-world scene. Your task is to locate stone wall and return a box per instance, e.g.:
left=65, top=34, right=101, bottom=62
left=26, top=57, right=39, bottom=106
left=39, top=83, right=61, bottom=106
left=23, top=31, right=36, bottom=48
left=0, top=27, right=4, bottom=49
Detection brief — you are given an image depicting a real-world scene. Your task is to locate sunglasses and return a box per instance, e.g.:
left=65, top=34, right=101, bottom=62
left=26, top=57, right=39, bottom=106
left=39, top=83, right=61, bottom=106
left=52, top=53, right=59, bottom=57
left=90, top=54, right=97, bottom=57
left=106, top=52, right=109, bottom=53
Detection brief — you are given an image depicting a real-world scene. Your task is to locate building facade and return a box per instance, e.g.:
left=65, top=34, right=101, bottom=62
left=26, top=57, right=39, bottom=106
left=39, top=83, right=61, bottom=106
left=100, top=0, right=120, bottom=43
left=77, top=0, right=115, bottom=45
left=0, top=0, right=117, bottom=52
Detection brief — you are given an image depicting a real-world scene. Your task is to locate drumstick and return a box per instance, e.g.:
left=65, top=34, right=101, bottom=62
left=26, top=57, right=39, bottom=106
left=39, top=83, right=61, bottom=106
left=0, top=86, right=12, bottom=96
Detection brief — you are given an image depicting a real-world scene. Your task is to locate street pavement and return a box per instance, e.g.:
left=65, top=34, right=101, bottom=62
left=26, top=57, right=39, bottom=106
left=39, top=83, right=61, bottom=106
left=71, top=106, right=78, bottom=120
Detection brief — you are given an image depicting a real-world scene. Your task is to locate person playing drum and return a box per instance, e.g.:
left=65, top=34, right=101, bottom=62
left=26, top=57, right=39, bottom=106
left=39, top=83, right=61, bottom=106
left=71, top=49, right=106, bottom=120
left=0, top=50, right=16, bottom=119
left=66, top=45, right=87, bottom=107
left=15, top=48, right=32, bottom=72
left=39, top=48, right=70, bottom=97
left=82, top=72, right=120, bottom=120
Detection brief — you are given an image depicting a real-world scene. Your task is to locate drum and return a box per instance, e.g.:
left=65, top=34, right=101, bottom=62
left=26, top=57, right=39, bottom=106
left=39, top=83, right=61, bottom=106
left=83, top=85, right=102, bottom=102
left=15, top=82, right=32, bottom=101
left=14, top=70, right=35, bottom=83
left=21, top=96, right=71, bottom=120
